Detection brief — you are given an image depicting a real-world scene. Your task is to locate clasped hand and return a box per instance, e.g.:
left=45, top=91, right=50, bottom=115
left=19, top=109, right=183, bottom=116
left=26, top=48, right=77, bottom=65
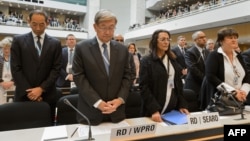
left=235, top=89, right=247, bottom=102
left=98, top=98, right=123, bottom=114
left=26, top=87, right=43, bottom=102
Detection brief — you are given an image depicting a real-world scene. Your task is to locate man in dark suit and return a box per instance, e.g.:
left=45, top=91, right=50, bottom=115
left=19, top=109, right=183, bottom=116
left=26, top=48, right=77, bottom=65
left=10, top=10, right=62, bottom=120
left=56, top=34, right=76, bottom=88
left=72, top=9, right=131, bottom=125
left=184, top=31, right=209, bottom=110
left=171, top=35, right=188, bottom=81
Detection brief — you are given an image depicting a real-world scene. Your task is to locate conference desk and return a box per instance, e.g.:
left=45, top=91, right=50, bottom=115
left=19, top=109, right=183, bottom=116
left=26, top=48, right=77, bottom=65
left=0, top=111, right=249, bottom=141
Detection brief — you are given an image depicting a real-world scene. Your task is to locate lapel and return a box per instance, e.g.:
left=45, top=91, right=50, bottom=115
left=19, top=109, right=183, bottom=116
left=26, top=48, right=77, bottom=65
left=109, top=40, right=119, bottom=78
left=90, top=38, right=108, bottom=76
left=25, top=32, right=39, bottom=62
left=193, top=46, right=205, bottom=65
left=39, top=34, right=50, bottom=63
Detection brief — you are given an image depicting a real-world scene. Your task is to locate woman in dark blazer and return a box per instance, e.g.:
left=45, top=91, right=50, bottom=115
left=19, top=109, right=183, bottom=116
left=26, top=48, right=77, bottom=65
left=205, top=27, right=250, bottom=105
left=139, top=29, right=189, bottom=122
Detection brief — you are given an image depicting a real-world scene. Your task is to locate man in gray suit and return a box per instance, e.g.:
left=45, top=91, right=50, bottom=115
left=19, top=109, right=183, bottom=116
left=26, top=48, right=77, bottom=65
left=11, top=10, right=62, bottom=121
left=72, top=9, right=131, bottom=125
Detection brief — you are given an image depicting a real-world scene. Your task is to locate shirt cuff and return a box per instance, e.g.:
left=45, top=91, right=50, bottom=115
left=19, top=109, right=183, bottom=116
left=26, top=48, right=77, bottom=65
left=241, top=83, right=250, bottom=95
left=94, top=99, right=102, bottom=108
left=217, top=82, right=235, bottom=92
left=118, top=97, right=125, bottom=104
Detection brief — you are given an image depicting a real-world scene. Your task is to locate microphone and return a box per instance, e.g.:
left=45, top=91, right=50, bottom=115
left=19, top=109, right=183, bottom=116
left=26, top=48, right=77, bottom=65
left=63, top=98, right=95, bottom=140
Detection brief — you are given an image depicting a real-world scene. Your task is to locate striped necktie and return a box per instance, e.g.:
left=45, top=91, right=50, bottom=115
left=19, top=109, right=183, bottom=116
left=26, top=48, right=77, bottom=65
left=102, top=43, right=109, bottom=75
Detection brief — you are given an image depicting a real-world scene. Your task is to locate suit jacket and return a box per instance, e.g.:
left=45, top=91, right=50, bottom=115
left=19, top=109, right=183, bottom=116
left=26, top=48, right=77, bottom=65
left=184, top=46, right=209, bottom=96
left=11, top=32, right=62, bottom=105
left=72, top=37, right=131, bottom=125
left=241, top=48, right=250, bottom=72
left=140, top=54, right=188, bottom=117
left=171, top=46, right=187, bottom=69
left=56, top=47, right=71, bottom=87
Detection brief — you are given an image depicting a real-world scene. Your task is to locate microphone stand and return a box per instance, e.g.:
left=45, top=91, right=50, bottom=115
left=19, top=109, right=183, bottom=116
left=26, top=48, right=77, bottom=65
left=64, top=99, right=95, bottom=141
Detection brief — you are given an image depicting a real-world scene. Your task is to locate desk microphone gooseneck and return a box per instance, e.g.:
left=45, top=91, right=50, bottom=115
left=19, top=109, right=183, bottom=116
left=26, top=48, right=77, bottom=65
left=64, top=98, right=95, bottom=141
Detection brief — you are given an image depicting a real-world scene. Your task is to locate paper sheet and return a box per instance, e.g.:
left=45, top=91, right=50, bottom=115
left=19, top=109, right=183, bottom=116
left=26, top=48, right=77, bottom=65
left=41, top=125, right=68, bottom=141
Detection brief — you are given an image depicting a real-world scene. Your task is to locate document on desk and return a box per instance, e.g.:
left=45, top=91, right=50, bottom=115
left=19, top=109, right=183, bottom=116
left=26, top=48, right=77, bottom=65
left=78, top=120, right=130, bottom=137
left=41, top=125, right=68, bottom=141
left=161, top=110, right=188, bottom=125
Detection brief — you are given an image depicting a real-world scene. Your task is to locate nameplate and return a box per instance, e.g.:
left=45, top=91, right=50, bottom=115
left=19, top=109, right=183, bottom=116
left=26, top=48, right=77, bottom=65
left=110, top=123, right=157, bottom=140
left=187, top=112, right=221, bottom=129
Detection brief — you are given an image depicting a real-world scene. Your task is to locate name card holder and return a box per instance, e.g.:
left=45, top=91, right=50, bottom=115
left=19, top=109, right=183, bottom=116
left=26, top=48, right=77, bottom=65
left=187, top=112, right=221, bottom=130
left=110, top=123, right=157, bottom=141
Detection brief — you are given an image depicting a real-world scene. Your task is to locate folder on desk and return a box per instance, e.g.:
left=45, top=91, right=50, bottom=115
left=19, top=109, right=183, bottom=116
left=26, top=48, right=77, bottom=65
left=161, top=110, right=187, bottom=125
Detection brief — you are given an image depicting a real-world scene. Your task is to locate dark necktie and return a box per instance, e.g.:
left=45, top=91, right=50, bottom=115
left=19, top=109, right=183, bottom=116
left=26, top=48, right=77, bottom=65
left=69, top=48, right=73, bottom=65
left=202, top=49, right=206, bottom=60
left=102, top=43, right=109, bottom=75
left=37, top=36, right=41, bottom=49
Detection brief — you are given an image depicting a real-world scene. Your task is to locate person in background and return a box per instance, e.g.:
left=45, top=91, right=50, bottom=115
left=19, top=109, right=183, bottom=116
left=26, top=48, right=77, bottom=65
left=113, top=34, right=124, bottom=43
left=128, top=42, right=141, bottom=85
left=10, top=10, right=62, bottom=122
left=206, top=39, right=215, bottom=52
left=239, top=47, right=250, bottom=105
left=0, top=37, right=15, bottom=104
left=184, top=31, right=209, bottom=110
left=139, top=29, right=189, bottom=122
left=205, top=27, right=249, bottom=106
left=171, top=35, right=188, bottom=80
left=113, top=34, right=136, bottom=86
left=242, top=48, right=250, bottom=73
left=72, top=9, right=131, bottom=125
left=56, top=34, right=76, bottom=88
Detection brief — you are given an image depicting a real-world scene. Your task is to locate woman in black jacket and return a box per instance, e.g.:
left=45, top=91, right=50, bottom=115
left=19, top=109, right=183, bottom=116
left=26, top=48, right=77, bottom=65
left=139, top=29, right=189, bottom=122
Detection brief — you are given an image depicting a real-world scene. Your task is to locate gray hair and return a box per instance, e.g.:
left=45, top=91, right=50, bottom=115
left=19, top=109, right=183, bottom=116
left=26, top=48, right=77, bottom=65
left=0, top=36, right=13, bottom=48
left=94, top=9, right=117, bottom=24
left=192, top=31, right=202, bottom=40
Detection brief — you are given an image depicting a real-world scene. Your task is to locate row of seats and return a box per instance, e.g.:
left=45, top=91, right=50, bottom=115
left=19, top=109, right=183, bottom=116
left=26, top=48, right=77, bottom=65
left=0, top=87, right=197, bottom=131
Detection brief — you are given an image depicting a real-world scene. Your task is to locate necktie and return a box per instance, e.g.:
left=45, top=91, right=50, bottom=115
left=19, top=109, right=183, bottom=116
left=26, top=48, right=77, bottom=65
left=37, top=36, right=41, bottom=50
left=202, top=49, right=206, bottom=60
left=69, top=49, right=73, bottom=65
left=102, top=43, right=109, bottom=75
left=181, top=48, right=185, bottom=55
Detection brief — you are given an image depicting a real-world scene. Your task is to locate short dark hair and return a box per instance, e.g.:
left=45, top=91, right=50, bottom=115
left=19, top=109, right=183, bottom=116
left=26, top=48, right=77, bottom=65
left=215, top=27, right=239, bottom=47
left=29, top=10, right=48, bottom=22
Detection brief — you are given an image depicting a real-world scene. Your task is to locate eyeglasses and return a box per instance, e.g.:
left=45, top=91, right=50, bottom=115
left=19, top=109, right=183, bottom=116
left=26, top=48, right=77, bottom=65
left=98, top=26, right=116, bottom=32
left=158, top=38, right=171, bottom=42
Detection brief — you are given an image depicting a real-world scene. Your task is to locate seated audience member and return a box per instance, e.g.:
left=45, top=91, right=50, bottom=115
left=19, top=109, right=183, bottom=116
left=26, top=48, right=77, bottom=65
left=56, top=34, right=76, bottom=88
left=0, top=37, right=15, bottom=104
left=204, top=27, right=250, bottom=107
left=140, top=29, right=189, bottom=122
